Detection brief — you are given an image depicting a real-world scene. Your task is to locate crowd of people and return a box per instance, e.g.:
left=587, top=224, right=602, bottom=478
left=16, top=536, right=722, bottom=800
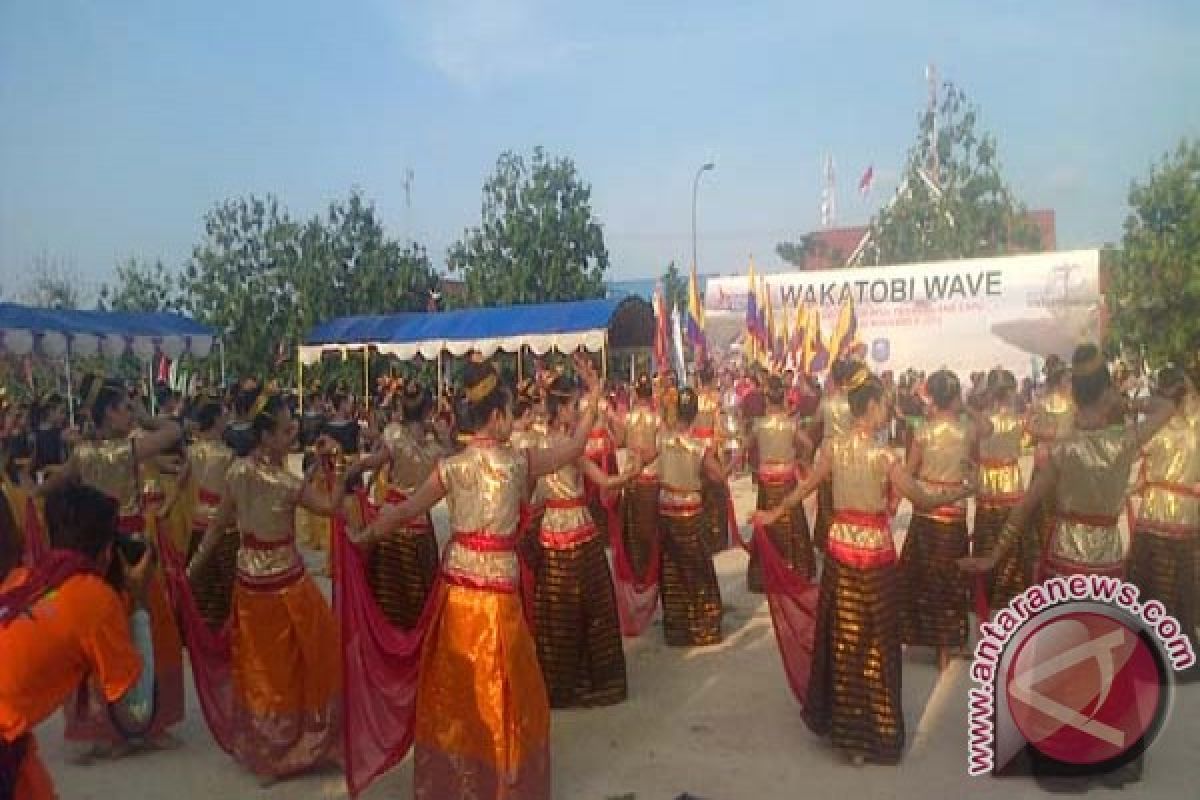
left=0, top=340, right=1197, bottom=798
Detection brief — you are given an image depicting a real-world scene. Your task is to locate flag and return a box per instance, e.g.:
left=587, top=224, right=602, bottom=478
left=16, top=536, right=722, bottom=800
left=686, top=263, right=707, bottom=359
left=830, top=294, right=860, bottom=361
left=763, top=278, right=777, bottom=368
left=156, top=352, right=170, bottom=384
left=791, top=302, right=807, bottom=365
left=858, top=165, right=874, bottom=197
left=744, top=257, right=759, bottom=361
left=652, top=282, right=670, bottom=373
left=756, top=276, right=769, bottom=360
left=670, top=304, right=688, bottom=384
left=804, top=306, right=829, bottom=375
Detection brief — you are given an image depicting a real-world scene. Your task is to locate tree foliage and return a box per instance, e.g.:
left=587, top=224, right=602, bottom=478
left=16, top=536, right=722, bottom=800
left=448, top=147, right=609, bottom=306
left=99, top=258, right=181, bottom=312
left=21, top=252, right=88, bottom=310
left=1107, top=139, right=1200, bottom=366
left=775, top=234, right=844, bottom=270
left=181, top=193, right=437, bottom=379
left=861, top=83, right=1040, bottom=266
left=660, top=260, right=687, bottom=312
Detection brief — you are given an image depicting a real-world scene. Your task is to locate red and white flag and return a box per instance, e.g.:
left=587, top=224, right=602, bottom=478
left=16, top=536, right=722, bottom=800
left=858, top=165, right=874, bottom=197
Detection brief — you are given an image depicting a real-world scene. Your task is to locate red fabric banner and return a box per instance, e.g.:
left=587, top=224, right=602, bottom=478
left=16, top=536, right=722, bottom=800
left=601, top=489, right=661, bottom=636
left=754, top=520, right=819, bottom=709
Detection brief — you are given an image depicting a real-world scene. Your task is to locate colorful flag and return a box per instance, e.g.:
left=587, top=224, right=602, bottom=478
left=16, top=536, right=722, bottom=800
left=830, top=294, right=860, bottom=361
left=652, top=282, right=670, bottom=373
left=744, top=257, right=760, bottom=360
left=686, top=263, right=707, bottom=359
left=670, top=304, right=688, bottom=384
left=804, top=306, right=830, bottom=375
left=791, top=302, right=807, bottom=365
left=858, top=165, right=875, bottom=197
left=763, top=277, right=777, bottom=368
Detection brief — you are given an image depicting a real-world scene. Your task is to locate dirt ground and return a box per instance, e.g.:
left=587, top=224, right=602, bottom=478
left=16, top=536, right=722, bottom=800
left=38, top=471, right=1200, bottom=799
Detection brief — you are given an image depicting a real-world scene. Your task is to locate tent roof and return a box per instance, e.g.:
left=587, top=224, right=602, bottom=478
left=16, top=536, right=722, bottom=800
left=0, top=302, right=216, bottom=358
left=301, top=297, right=652, bottom=363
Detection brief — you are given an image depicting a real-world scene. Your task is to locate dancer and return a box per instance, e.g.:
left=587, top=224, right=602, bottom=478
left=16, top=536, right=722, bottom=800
left=747, top=374, right=815, bottom=592
left=187, top=389, right=358, bottom=784
left=1024, top=358, right=1074, bottom=581
left=1128, top=365, right=1199, bottom=657
left=810, top=359, right=856, bottom=551
left=658, top=387, right=730, bottom=647
left=355, top=357, right=600, bottom=800
left=579, top=362, right=618, bottom=536
left=36, top=374, right=185, bottom=756
left=620, top=374, right=662, bottom=575
left=532, top=374, right=638, bottom=707
left=756, top=365, right=974, bottom=764
left=348, top=381, right=445, bottom=628
left=694, top=362, right=732, bottom=554
left=898, top=370, right=990, bottom=671
left=971, top=368, right=1028, bottom=611
left=0, top=486, right=158, bottom=800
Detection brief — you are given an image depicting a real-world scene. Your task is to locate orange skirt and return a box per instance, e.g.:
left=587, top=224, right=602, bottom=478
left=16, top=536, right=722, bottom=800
left=414, top=583, right=550, bottom=800
left=12, top=735, right=55, bottom=800
left=229, top=573, right=341, bottom=778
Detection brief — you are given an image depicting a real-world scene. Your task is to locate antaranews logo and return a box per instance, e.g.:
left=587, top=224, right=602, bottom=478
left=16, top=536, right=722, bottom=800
left=967, top=574, right=1195, bottom=777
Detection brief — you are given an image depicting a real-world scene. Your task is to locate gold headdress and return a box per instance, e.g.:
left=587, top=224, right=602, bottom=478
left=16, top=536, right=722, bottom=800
left=844, top=364, right=872, bottom=392
left=251, top=383, right=278, bottom=419
left=464, top=373, right=498, bottom=404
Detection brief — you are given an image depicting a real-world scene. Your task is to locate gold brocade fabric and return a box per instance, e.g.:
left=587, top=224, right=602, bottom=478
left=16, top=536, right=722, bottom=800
left=189, top=438, right=234, bottom=527
left=188, top=528, right=240, bottom=627
left=537, top=432, right=594, bottom=537
left=828, top=432, right=893, bottom=515
left=972, top=505, right=1028, bottom=610
left=803, top=558, right=903, bottom=763
left=753, top=411, right=800, bottom=463
left=1138, top=414, right=1200, bottom=529
left=510, top=426, right=548, bottom=506
left=381, top=422, right=440, bottom=491
left=624, top=404, right=662, bottom=479
left=821, top=393, right=853, bottom=440
left=658, top=430, right=708, bottom=493
left=414, top=585, right=551, bottom=800
left=75, top=438, right=140, bottom=516
left=532, top=534, right=627, bottom=708
left=659, top=512, right=722, bottom=646
left=438, top=443, right=527, bottom=586
left=369, top=525, right=439, bottom=629
left=1028, top=391, right=1075, bottom=441
left=694, top=388, right=720, bottom=432
left=227, top=458, right=303, bottom=542
left=1049, top=426, right=1139, bottom=569
left=977, top=410, right=1023, bottom=504
left=621, top=479, right=659, bottom=575
left=748, top=481, right=814, bottom=592
left=898, top=515, right=968, bottom=647
left=1128, top=534, right=1197, bottom=651
left=913, top=416, right=972, bottom=518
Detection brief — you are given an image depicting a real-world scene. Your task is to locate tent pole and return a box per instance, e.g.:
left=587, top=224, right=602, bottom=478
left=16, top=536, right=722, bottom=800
left=147, top=359, right=156, bottom=415
left=517, top=345, right=523, bottom=384
left=64, top=342, right=75, bottom=427
left=219, top=339, right=227, bottom=387
left=297, top=347, right=304, bottom=415
left=363, top=346, right=370, bottom=412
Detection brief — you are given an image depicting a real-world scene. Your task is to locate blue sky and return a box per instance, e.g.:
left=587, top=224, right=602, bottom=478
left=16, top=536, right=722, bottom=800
left=2, top=0, right=1198, bottom=295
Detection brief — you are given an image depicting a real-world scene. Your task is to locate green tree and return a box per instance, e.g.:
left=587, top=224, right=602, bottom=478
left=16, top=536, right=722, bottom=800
left=774, top=234, right=844, bottom=270
left=447, top=147, right=609, bottom=305
left=22, top=251, right=87, bottom=309
left=99, top=258, right=181, bottom=312
left=1107, top=140, right=1200, bottom=365
left=860, top=83, right=1040, bottom=266
left=660, top=260, right=687, bottom=311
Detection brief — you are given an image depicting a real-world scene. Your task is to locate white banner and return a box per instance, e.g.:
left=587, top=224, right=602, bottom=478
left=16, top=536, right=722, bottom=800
left=703, top=250, right=1101, bottom=378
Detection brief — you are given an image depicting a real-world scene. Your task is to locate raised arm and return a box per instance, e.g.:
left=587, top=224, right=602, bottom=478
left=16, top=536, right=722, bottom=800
left=579, top=452, right=640, bottom=490
left=1133, top=394, right=1175, bottom=450
left=129, top=403, right=182, bottom=466
left=959, top=460, right=1057, bottom=574
left=187, top=492, right=235, bottom=578
left=356, top=469, right=447, bottom=546
left=752, top=445, right=833, bottom=527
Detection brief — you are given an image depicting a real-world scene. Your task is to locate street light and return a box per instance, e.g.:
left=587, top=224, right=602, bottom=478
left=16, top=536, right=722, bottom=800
left=691, top=161, right=715, bottom=277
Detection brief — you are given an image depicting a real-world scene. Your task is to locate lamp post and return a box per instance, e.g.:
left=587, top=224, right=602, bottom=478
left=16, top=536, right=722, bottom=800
left=691, top=162, right=715, bottom=276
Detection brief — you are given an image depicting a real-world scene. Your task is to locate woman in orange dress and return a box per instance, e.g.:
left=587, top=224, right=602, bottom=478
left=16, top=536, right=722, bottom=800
left=756, top=365, right=974, bottom=764
left=187, top=389, right=356, bottom=784
left=356, top=358, right=601, bottom=800
left=35, top=374, right=185, bottom=756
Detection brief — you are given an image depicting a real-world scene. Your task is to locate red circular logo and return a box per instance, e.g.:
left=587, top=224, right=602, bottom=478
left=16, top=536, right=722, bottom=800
left=1005, top=611, right=1163, bottom=765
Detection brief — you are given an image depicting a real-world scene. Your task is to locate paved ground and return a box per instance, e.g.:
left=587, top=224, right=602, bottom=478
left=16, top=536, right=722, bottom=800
left=39, top=471, right=1200, bottom=799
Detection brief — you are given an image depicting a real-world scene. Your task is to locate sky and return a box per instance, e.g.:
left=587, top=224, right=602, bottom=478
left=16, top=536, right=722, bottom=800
left=2, top=0, right=1199, bottom=298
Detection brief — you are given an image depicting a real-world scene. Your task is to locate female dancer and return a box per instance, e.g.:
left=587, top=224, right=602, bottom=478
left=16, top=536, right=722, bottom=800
left=1024, top=359, right=1075, bottom=581
left=747, top=374, right=814, bottom=592
left=620, top=374, right=662, bottom=575
left=694, top=362, right=731, bottom=554
left=899, top=369, right=991, bottom=671
left=1128, top=365, right=1199, bottom=656
left=810, top=359, right=856, bottom=551
left=755, top=365, right=974, bottom=764
left=349, top=381, right=446, bottom=628
left=355, top=358, right=600, bottom=799
left=187, top=389, right=359, bottom=784
left=658, top=387, right=730, bottom=647
left=971, top=368, right=1028, bottom=611
left=36, top=374, right=185, bottom=757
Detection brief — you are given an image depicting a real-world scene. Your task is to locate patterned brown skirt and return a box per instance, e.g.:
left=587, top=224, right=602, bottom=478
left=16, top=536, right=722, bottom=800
left=899, top=514, right=969, bottom=648
left=702, top=478, right=730, bottom=554
left=660, top=512, right=723, bottom=646
left=532, top=532, right=627, bottom=708
left=748, top=481, right=815, bottom=592
left=188, top=526, right=239, bottom=628
left=368, top=517, right=440, bottom=629
left=1027, top=465, right=1056, bottom=583
left=621, top=479, right=659, bottom=576
left=813, top=478, right=834, bottom=552
left=1128, top=529, right=1197, bottom=653
left=803, top=557, right=904, bottom=762
left=973, top=504, right=1027, bottom=611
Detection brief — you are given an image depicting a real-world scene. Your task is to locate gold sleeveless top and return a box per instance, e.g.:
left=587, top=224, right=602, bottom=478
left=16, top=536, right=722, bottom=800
left=753, top=412, right=799, bottom=484
left=537, top=430, right=593, bottom=538
left=913, top=415, right=972, bottom=519
left=694, top=388, right=720, bottom=432
left=381, top=422, right=438, bottom=492
left=438, top=442, right=527, bottom=587
left=509, top=424, right=548, bottom=507
left=76, top=438, right=140, bottom=516
left=188, top=438, right=234, bottom=527
left=658, top=430, right=708, bottom=513
left=1029, top=392, right=1075, bottom=442
left=1138, top=413, right=1200, bottom=534
left=827, top=431, right=895, bottom=555
left=1049, top=426, right=1138, bottom=569
left=580, top=395, right=613, bottom=457
left=978, top=408, right=1023, bottom=504
left=625, top=403, right=662, bottom=479
left=226, top=457, right=302, bottom=540
left=821, top=394, right=853, bottom=440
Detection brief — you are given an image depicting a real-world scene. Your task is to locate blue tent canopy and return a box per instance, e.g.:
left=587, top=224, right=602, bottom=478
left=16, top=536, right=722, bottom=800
left=301, top=297, right=652, bottom=363
left=0, top=302, right=216, bottom=359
